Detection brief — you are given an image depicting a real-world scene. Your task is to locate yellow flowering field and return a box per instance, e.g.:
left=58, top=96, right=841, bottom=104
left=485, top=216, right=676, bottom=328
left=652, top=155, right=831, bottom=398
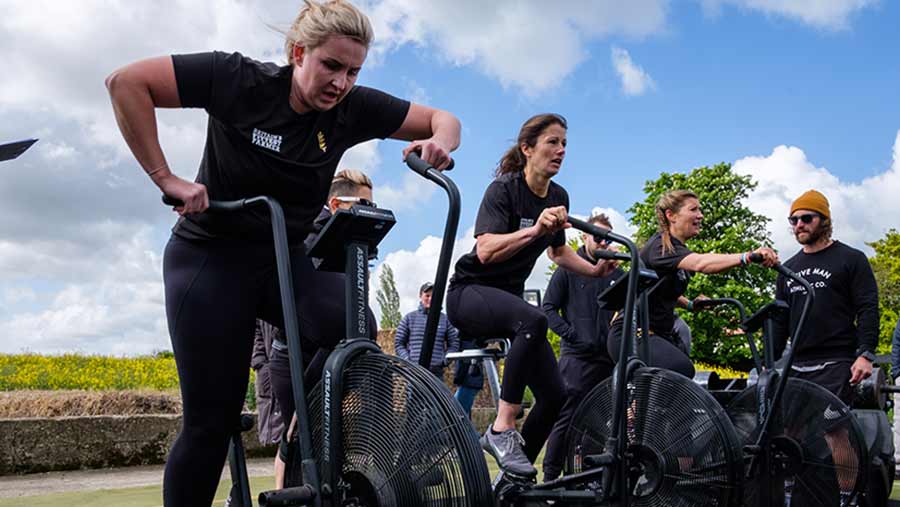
left=694, top=362, right=748, bottom=379
left=0, top=353, right=180, bottom=391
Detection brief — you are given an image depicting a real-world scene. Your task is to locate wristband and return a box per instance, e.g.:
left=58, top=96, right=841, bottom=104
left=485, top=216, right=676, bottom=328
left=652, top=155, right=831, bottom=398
left=740, top=252, right=748, bottom=266
left=146, top=163, right=168, bottom=177
left=686, top=300, right=694, bottom=311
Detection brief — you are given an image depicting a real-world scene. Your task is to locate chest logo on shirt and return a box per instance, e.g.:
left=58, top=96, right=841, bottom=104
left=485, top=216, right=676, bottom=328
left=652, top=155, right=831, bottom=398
left=786, top=267, right=833, bottom=293
left=519, top=218, right=535, bottom=230
left=317, top=131, right=328, bottom=153
left=252, top=128, right=282, bottom=153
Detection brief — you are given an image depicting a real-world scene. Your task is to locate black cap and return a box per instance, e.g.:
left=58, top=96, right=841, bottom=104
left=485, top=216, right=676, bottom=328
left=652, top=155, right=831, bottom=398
left=419, top=282, right=434, bottom=294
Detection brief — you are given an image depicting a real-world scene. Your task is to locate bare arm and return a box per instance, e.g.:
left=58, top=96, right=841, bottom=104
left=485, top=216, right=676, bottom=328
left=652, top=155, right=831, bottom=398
left=106, top=56, right=179, bottom=181
left=391, top=103, right=461, bottom=170
left=105, top=56, right=208, bottom=212
left=476, top=205, right=570, bottom=264
left=677, top=247, right=778, bottom=274
left=677, top=252, right=743, bottom=274
left=476, top=227, right=543, bottom=264
left=550, top=245, right=616, bottom=278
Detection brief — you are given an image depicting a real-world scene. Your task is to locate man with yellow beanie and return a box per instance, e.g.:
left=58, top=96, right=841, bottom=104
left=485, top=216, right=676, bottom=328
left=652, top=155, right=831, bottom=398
left=772, top=189, right=879, bottom=405
left=771, top=190, right=879, bottom=504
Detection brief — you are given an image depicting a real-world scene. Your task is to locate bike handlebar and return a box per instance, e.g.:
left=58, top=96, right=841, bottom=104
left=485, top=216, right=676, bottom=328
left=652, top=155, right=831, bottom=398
left=161, top=194, right=251, bottom=211
left=592, top=249, right=631, bottom=262
left=404, top=151, right=454, bottom=177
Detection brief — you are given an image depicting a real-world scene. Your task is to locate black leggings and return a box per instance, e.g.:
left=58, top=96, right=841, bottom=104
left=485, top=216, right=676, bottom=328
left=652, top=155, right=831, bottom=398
left=606, top=318, right=695, bottom=378
left=446, top=283, right=565, bottom=462
left=162, top=236, right=359, bottom=507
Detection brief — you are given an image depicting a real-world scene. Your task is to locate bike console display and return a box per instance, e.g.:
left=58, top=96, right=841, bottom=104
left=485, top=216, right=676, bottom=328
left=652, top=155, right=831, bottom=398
left=307, top=205, right=396, bottom=272
left=597, top=268, right=659, bottom=311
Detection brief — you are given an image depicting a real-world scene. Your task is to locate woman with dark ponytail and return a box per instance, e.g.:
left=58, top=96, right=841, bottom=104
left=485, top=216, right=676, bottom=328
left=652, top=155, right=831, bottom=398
left=606, top=189, right=779, bottom=378
left=446, top=113, right=617, bottom=479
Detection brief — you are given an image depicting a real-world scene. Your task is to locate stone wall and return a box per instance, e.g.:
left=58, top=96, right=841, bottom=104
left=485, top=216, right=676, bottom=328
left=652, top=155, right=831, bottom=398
left=0, top=409, right=501, bottom=476
left=0, top=414, right=275, bottom=476
left=1, top=330, right=505, bottom=476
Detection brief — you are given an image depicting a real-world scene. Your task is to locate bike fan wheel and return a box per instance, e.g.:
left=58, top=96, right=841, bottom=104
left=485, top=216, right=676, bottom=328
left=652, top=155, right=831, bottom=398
left=727, top=377, right=867, bottom=507
left=565, top=367, right=744, bottom=506
left=305, top=353, right=492, bottom=506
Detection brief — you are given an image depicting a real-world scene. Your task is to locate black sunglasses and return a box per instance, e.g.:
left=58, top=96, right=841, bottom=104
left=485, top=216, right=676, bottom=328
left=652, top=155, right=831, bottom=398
left=788, top=213, right=819, bottom=226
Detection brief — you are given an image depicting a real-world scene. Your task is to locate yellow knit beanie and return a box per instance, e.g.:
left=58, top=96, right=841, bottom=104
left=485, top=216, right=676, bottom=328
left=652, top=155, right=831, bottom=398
left=790, top=190, right=830, bottom=219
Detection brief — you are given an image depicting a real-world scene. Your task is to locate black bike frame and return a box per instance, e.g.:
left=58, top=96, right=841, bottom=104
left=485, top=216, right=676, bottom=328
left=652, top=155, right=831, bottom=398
left=407, top=154, right=460, bottom=370
left=163, top=195, right=322, bottom=507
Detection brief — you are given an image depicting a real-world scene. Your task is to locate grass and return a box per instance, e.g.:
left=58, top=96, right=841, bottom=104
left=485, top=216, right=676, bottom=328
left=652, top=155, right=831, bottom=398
left=3, top=469, right=899, bottom=506
left=0, top=455, right=506, bottom=507
left=0, top=476, right=275, bottom=507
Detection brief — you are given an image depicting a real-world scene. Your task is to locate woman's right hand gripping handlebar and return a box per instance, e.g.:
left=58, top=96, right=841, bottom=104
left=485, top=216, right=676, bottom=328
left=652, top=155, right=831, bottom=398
left=748, top=247, right=779, bottom=267
left=159, top=175, right=209, bottom=215
left=535, top=206, right=570, bottom=236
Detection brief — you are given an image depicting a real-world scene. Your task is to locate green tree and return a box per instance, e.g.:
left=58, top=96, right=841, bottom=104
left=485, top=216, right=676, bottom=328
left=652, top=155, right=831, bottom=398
left=376, top=263, right=402, bottom=329
left=628, top=163, right=775, bottom=369
left=867, top=229, right=900, bottom=355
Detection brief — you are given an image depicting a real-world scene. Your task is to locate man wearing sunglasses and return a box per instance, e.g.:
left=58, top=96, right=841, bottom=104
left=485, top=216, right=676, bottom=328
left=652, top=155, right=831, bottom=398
left=540, top=212, right=624, bottom=482
left=772, top=189, right=879, bottom=406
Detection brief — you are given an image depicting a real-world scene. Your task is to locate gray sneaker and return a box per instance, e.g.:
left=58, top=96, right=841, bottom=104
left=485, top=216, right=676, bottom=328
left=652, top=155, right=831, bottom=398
left=480, top=428, right=536, bottom=478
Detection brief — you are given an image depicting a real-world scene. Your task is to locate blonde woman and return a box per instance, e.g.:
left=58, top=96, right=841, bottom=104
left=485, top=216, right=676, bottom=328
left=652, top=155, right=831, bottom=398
left=106, top=1, right=459, bottom=505
left=606, top=190, right=778, bottom=378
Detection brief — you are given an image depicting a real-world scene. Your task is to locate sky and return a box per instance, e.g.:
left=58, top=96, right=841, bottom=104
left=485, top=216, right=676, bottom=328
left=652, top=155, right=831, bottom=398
left=1, top=0, right=898, bottom=355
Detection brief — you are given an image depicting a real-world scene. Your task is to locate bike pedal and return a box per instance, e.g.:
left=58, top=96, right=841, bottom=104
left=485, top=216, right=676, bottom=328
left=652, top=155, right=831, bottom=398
left=492, top=471, right=532, bottom=503
left=495, top=469, right=537, bottom=487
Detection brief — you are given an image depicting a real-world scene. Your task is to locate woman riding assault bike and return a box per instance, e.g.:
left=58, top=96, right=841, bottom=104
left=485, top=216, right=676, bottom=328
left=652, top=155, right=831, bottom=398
left=606, top=189, right=778, bottom=378
left=446, top=113, right=618, bottom=480
left=105, top=1, right=460, bottom=505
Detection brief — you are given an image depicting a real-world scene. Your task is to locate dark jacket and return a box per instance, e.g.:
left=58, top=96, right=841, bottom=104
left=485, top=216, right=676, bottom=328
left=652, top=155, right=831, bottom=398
left=251, top=319, right=285, bottom=445
left=304, top=207, right=334, bottom=252
left=395, top=303, right=460, bottom=368
left=542, top=247, right=621, bottom=361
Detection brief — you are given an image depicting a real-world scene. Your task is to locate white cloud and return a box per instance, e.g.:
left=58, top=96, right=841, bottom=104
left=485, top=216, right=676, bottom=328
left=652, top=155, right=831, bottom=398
left=610, top=47, right=656, bottom=96
left=367, top=0, right=668, bottom=95
left=735, top=130, right=900, bottom=256
left=0, top=226, right=167, bottom=355
left=370, top=226, right=476, bottom=320
left=701, top=0, right=877, bottom=30
left=339, top=139, right=383, bottom=174
left=590, top=207, right=638, bottom=237
left=374, top=172, right=438, bottom=211
left=3, top=287, right=36, bottom=305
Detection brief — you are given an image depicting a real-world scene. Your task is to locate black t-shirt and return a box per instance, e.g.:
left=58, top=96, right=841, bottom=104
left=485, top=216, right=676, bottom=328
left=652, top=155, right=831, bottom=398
left=451, top=171, right=568, bottom=295
left=641, top=232, right=693, bottom=338
left=773, top=241, right=879, bottom=363
left=170, top=51, right=410, bottom=243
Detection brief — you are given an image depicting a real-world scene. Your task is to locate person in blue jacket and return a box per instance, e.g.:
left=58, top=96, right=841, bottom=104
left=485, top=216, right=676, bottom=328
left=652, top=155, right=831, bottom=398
left=394, top=282, right=460, bottom=378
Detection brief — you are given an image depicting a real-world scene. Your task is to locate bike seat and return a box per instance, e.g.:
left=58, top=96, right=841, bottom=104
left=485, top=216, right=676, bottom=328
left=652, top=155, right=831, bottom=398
left=445, top=338, right=510, bottom=362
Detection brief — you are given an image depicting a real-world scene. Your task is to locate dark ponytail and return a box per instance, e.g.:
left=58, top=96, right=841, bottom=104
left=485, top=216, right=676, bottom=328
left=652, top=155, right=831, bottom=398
left=496, top=113, right=567, bottom=177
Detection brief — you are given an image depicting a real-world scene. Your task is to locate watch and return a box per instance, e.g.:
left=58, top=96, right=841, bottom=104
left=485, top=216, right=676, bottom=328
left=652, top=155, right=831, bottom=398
left=858, top=350, right=876, bottom=362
